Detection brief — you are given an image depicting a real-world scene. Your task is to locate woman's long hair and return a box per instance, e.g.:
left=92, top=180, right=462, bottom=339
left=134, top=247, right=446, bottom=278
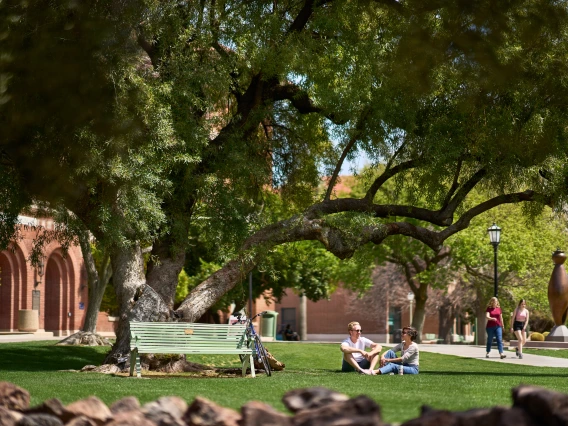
left=487, top=297, right=500, bottom=308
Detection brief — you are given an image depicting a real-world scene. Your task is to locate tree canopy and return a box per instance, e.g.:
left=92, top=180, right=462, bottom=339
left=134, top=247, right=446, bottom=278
left=3, top=0, right=568, bottom=357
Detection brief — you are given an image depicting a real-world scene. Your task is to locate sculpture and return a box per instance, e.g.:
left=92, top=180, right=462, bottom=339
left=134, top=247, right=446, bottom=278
left=546, top=249, right=568, bottom=342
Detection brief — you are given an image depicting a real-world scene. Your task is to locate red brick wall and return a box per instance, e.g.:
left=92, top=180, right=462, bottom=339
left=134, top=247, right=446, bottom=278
left=0, top=219, right=88, bottom=335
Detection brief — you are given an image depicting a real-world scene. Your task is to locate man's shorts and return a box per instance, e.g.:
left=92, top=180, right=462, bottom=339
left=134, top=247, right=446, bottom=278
left=341, top=358, right=370, bottom=372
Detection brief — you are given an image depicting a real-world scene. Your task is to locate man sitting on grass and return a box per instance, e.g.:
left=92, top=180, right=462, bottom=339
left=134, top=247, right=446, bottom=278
left=340, top=321, right=382, bottom=375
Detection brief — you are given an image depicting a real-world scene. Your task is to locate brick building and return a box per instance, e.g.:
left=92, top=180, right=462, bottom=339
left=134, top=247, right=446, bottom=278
left=253, top=286, right=472, bottom=343
left=0, top=215, right=114, bottom=336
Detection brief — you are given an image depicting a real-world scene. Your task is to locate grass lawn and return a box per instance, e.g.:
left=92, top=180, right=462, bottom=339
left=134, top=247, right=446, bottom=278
left=523, top=348, right=568, bottom=359
left=1, top=341, right=568, bottom=424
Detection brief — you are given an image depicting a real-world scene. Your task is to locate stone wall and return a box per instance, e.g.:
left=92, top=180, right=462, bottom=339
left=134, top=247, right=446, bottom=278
left=0, top=381, right=566, bottom=425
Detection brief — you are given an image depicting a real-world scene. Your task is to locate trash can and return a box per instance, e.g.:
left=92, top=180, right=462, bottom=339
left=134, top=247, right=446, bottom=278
left=261, top=311, right=278, bottom=341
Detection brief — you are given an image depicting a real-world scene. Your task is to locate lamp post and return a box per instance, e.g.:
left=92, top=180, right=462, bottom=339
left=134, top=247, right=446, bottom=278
left=407, top=291, right=415, bottom=326
left=487, top=223, right=501, bottom=298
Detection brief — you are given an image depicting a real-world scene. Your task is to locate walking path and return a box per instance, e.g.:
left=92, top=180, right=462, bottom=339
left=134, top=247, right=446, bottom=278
left=2, top=333, right=568, bottom=368
left=418, top=344, right=568, bottom=368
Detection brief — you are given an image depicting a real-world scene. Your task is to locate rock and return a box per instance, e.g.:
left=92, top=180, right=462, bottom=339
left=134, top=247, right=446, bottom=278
left=65, top=397, right=111, bottom=425
left=183, top=396, right=241, bottom=426
left=24, top=398, right=72, bottom=422
left=512, top=385, right=568, bottom=426
left=80, top=364, right=121, bottom=374
left=105, top=411, right=156, bottom=426
left=241, top=401, right=291, bottom=426
left=142, top=396, right=187, bottom=426
left=282, top=387, right=349, bottom=413
left=65, top=416, right=98, bottom=426
left=0, top=406, right=21, bottom=426
left=493, top=407, right=538, bottom=426
left=407, top=406, right=537, bottom=426
left=56, top=332, right=112, bottom=347
left=16, top=413, right=63, bottom=426
left=402, top=408, right=458, bottom=426
left=110, top=396, right=141, bottom=414
left=0, top=382, right=30, bottom=411
left=292, top=395, right=382, bottom=426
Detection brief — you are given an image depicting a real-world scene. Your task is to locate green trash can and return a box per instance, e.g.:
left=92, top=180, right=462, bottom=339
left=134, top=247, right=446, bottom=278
left=261, top=311, right=279, bottom=340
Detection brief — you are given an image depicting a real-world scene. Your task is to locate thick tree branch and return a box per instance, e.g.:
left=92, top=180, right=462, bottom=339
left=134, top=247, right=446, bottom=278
left=439, top=168, right=487, bottom=222
left=325, top=107, right=370, bottom=201
left=439, top=190, right=552, bottom=241
left=364, top=159, right=420, bottom=202
left=441, top=159, right=463, bottom=209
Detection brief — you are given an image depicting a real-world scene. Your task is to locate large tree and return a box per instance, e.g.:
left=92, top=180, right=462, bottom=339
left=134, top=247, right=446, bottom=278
left=4, top=0, right=568, bottom=360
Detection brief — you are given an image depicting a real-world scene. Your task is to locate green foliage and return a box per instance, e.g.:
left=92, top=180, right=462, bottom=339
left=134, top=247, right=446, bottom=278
left=449, top=201, right=568, bottom=313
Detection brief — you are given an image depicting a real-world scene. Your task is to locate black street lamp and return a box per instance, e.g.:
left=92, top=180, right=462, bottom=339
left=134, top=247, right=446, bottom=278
left=487, top=223, right=501, bottom=298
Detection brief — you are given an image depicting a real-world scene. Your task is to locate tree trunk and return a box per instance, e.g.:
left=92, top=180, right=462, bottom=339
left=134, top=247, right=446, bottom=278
left=104, top=244, right=147, bottom=363
left=77, top=228, right=112, bottom=333
left=476, top=286, right=487, bottom=346
left=412, top=296, right=426, bottom=344
left=299, top=293, right=307, bottom=341
left=146, top=237, right=186, bottom=309
left=176, top=258, right=254, bottom=322
left=438, top=303, right=454, bottom=344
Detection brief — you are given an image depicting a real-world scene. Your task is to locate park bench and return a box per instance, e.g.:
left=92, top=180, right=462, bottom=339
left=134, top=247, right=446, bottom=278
left=129, top=322, right=256, bottom=378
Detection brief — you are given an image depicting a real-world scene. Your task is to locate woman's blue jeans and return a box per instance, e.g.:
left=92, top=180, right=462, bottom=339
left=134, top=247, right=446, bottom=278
left=378, top=349, right=419, bottom=375
left=486, top=326, right=503, bottom=354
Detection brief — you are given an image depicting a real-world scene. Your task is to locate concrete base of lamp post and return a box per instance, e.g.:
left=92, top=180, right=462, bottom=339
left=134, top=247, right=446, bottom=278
left=545, top=325, right=568, bottom=342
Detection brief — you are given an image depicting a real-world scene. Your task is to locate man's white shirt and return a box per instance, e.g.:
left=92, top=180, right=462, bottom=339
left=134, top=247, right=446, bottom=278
left=341, top=336, right=374, bottom=361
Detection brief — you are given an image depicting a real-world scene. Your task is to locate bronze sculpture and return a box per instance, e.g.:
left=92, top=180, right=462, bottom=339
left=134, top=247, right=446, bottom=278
left=548, top=249, right=568, bottom=327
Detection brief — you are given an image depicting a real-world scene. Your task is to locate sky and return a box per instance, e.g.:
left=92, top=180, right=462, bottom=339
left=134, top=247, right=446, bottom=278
left=339, top=151, right=372, bottom=175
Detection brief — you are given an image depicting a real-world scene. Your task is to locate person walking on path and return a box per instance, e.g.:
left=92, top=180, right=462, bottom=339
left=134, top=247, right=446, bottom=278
left=340, top=321, right=382, bottom=375
left=510, top=299, right=529, bottom=359
left=373, top=326, right=420, bottom=375
left=486, top=297, right=506, bottom=359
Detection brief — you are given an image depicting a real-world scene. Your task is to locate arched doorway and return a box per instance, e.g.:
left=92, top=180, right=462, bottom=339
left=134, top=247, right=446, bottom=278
left=0, top=245, right=27, bottom=331
left=0, top=253, right=13, bottom=331
left=44, top=253, right=73, bottom=335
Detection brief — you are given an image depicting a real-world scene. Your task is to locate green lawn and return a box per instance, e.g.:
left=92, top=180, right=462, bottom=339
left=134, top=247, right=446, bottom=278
left=523, top=348, right=568, bottom=359
left=2, top=341, right=568, bottom=424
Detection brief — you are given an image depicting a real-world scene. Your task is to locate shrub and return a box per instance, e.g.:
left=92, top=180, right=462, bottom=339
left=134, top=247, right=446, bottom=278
left=543, top=331, right=550, bottom=337
left=530, top=332, right=545, bottom=341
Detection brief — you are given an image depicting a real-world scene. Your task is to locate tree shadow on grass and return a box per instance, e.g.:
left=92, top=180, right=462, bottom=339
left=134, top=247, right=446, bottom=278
left=0, top=342, right=107, bottom=372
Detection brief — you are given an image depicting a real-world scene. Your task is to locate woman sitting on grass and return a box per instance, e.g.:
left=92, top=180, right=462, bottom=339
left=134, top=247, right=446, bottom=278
left=373, top=326, right=419, bottom=375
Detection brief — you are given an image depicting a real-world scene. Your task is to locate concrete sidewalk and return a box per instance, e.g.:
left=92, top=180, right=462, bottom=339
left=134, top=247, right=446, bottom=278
left=418, top=344, right=568, bottom=368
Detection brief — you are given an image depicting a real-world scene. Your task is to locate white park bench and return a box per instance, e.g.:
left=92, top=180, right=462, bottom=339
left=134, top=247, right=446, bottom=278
left=129, top=322, right=255, bottom=378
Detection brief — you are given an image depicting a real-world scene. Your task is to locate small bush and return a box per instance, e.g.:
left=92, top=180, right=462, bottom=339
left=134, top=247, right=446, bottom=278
left=543, top=331, right=550, bottom=337
left=530, top=332, right=545, bottom=341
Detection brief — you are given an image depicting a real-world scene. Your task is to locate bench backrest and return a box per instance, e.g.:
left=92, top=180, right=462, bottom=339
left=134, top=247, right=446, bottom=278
left=130, top=322, right=251, bottom=354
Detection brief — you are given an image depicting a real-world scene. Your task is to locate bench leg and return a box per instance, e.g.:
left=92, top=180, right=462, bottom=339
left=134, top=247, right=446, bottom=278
left=249, top=354, right=255, bottom=378
left=129, top=349, right=137, bottom=377
left=241, top=355, right=247, bottom=378
left=129, top=349, right=141, bottom=378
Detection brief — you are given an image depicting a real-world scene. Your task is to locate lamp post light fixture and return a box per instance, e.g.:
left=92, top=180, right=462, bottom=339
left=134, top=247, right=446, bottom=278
left=487, top=223, right=501, bottom=298
left=407, top=291, right=415, bottom=326
left=35, top=258, right=45, bottom=288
